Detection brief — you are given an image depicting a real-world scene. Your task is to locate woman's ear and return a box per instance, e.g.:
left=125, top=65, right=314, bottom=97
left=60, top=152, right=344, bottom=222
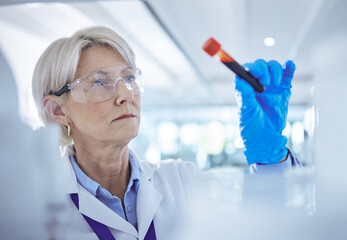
left=42, top=95, right=69, bottom=126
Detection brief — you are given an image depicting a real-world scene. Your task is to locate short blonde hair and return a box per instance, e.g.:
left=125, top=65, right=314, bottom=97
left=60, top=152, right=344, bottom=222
left=32, top=26, right=136, bottom=156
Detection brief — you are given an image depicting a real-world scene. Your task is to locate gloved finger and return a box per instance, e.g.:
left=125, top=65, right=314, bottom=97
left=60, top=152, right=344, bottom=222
left=281, top=60, right=296, bottom=88
left=267, top=60, right=283, bottom=86
left=246, top=59, right=270, bottom=87
left=235, top=63, right=256, bottom=106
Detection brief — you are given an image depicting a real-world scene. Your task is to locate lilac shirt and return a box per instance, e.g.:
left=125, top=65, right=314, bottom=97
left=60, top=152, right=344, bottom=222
left=70, top=151, right=140, bottom=229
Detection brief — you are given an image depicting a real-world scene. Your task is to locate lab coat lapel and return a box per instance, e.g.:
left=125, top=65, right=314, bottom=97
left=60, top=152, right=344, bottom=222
left=65, top=155, right=79, bottom=194
left=65, top=157, right=138, bottom=238
left=137, top=163, right=163, bottom=240
left=77, top=184, right=138, bottom=237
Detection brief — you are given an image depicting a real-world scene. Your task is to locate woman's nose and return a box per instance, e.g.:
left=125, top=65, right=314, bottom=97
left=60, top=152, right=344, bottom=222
left=113, top=80, right=134, bottom=105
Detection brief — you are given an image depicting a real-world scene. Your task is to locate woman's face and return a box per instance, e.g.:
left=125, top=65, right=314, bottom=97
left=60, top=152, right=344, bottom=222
left=62, top=46, right=141, bottom=146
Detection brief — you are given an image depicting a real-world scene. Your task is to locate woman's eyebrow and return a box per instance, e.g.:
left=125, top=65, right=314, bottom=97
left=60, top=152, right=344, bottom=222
left=84, top=69, right=107, bottom=77
left=86, top=66, right=132, bottom=77
left=120, top=66, right=132, bottom=73
left=96, top=70, right=108, bottom=74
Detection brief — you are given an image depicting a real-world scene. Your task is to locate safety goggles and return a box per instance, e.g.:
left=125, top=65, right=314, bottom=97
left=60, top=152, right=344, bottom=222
left=50, top=65, right=143, bottom=104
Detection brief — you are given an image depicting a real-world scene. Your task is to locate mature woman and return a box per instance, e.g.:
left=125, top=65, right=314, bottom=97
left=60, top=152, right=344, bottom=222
left=32, top=26, right=300, bottom=240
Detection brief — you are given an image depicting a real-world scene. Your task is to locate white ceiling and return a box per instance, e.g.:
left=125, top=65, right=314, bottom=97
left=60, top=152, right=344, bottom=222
left=147, top=0, right=346, bottom=106
left=0, top=0, right=346, bottom=115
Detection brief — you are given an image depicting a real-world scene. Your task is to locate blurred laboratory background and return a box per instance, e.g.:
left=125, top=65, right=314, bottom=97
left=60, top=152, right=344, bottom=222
left=0, top=0, right=346, bottom=239
left=0, top=0, right=321, bottom=168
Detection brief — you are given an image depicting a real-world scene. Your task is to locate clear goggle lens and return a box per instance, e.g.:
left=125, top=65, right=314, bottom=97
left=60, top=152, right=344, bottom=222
left=69, top=65, right=143, bottom=104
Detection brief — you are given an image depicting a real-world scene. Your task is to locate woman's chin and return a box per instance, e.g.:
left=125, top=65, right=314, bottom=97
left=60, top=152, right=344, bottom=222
left=109, top=129, right=139, bottom=144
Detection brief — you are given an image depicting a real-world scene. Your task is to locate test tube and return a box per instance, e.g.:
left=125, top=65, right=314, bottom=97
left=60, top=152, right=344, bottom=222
left=203, top=37, right=265, bottom=93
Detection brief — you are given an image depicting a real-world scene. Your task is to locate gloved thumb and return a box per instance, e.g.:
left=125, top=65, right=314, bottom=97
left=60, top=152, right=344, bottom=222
left=282, top=60, right=296, bottom=88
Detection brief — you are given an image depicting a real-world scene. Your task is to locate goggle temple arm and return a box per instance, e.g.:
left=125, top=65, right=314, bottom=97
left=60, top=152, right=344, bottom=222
left=50, top=84, right=70, bottom=96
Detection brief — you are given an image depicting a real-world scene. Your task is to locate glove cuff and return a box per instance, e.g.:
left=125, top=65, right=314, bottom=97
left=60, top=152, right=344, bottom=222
left=244, top=135, right=288, bottom=165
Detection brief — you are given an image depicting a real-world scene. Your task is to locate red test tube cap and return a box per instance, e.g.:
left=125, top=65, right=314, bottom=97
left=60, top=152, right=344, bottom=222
left=202, top=37, right=221, bottom=57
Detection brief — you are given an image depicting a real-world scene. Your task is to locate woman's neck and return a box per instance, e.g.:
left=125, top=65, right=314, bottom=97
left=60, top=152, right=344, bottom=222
left=74, top=142, right=131, bottom=198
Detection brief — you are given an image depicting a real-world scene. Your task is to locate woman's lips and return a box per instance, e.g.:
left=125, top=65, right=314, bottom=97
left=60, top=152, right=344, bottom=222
left=113, top=113, right=136, bottom=121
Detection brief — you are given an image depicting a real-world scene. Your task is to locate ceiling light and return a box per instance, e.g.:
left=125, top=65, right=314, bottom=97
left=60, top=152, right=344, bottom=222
left=264, top=37, right=276, bottom=47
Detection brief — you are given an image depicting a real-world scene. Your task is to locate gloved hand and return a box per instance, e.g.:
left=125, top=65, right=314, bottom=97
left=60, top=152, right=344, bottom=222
left=235, top=59, right=296, bottom=165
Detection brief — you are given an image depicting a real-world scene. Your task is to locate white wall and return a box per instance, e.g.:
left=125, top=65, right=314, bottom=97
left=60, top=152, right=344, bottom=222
left=313, top=30, right=347, bottom=228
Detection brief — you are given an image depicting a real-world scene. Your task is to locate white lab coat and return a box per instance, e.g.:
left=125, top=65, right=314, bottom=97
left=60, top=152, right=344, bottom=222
left=63, top=155, right=199, bottom=240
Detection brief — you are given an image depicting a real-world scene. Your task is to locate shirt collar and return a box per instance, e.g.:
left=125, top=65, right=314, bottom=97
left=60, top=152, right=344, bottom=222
left=128, top=150, right=141, bottom=192
left=69, top=150, right=141, bottom=197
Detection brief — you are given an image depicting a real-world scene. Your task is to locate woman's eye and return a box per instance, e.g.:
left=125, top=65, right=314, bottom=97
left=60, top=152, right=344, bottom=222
left=93, top=79, right=105, bottom=86
left=124, top=75, right=136, bottom=82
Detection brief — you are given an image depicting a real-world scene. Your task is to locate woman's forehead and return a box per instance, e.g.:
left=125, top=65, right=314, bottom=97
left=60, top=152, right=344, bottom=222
left=81, top=65, right=134, bottom=80
left=75, top=46, right=128, bottom=79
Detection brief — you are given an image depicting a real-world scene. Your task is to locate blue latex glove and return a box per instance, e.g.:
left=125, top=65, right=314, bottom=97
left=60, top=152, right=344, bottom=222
left=235, top=59, right=296, bottom=164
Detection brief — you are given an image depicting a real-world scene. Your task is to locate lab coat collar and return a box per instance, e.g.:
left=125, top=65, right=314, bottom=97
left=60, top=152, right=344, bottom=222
left=136, top=159, right=163, bottom=240
left=65, top=154, right=79, bottom=195
left=64, top=153, right=138, bottom=237
left=78, top=184, right=138, bottom=237
left=64, top=150, right=163, bottom=239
